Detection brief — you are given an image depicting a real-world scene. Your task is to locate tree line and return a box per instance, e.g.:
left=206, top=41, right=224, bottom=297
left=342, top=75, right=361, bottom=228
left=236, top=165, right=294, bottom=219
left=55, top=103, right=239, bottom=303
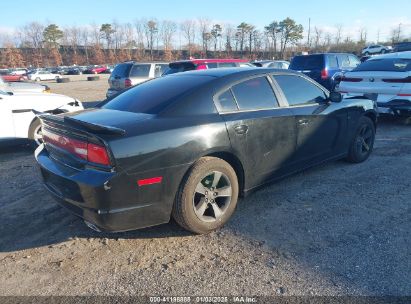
left=0, top=18, right=408, bottom=68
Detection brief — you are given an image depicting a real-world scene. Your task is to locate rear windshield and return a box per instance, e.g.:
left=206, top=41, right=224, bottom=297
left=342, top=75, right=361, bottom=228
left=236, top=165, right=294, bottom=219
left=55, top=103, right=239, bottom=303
left=102, top=75, right=212, bottom=114
left=290, top=55, right=324, bottom=70
left=130, top=64, right=151, bottom=77
left=354, top=58, right=411, bottom=72
left=163, top=62, right=196, bottom=75
left=111, top=63, right=133, bottom=77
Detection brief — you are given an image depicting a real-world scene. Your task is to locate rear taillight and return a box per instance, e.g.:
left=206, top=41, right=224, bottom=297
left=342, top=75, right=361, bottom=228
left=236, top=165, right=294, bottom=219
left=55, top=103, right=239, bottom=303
left=398, top=93, right=411, bottom=97
left=43, top=129, right=111, bottom=166
left=321, top=69, right=328, bottom=79
left=341, top=76, right=363, bottom=82
left=382, top=76, right=411, bottom=83
left=197, top=64, right=207, bottom=70
left=125, top=79, right=132, bottom=87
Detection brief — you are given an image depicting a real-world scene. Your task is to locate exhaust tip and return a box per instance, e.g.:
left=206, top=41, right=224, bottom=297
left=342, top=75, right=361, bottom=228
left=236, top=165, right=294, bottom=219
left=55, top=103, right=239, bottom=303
left=84, top=221, right=102, bottom=232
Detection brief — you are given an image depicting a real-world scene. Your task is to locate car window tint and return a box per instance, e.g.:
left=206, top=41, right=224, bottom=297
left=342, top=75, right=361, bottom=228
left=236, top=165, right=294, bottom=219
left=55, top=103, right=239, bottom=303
left=154, top=64, right=168, bottom=77
left=103, top=75, right=212, bottom=114
left=215, top=89, right=238, bottom=112
left=218, top=62, right=238, bottom=68
left=337, top=55, right=350, bottom=68
left=348, top=56, right=360, bottom=68
left=274, top=75, right=327, bottom=106
left=354, top=58, right=411, bottom=72
left=130, top=64, right=151, bottom=77
left=328, top=55, right=339, bottom=69
left=290, top=55, right=324, bottom=70
left=231, top=77, right=278, bottom=111
left=207, top=63, right=218, bottom=69
left=163, top=62, right=196, bottom=75
left=112, top=63, right=132, bottom=77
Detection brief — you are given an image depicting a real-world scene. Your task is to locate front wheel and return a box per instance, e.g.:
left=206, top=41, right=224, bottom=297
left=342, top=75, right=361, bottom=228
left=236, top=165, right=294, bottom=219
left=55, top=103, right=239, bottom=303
left=172, top=157, right=239, bottom=234
left=28, top=118, right=43, bottom=146
left=35, top=77, right=41, bottom=82
left=346, top=116, right=375, bottom=163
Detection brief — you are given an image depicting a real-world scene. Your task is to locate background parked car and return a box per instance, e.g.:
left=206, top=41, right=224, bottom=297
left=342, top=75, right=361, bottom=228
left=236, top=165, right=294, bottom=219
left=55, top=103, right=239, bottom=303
left=106, top=62, right=169, bottom=98
left=361, top=45, right=392, bottom=56
left=28, top=70, right=61, bottom=81
left=84, top=65, right=108, bottom=74
left=0, top=90, right=83, bottom=145
left=252, top=60, right=290, bottom=69
left=393, top=42, right=411, bottom=53
left=163, top=59, right=250, bottom=75
left=289, top=53, right=360, bottom=90
left=338, top=51, right=411, bottom=116
left=0, top=72, right=27, bottom=82
left=0, top=76, right=50, bottom=93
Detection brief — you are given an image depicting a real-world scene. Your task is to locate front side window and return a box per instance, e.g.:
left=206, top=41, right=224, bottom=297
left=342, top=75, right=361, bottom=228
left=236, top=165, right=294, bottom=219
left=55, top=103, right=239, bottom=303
left=154, top=64, right=169, bottom=77
left=273, top=75, right=327, bottom=106
left=231, top=77, right=278, bottom=111
left=130, top=64, right=151, bottom=77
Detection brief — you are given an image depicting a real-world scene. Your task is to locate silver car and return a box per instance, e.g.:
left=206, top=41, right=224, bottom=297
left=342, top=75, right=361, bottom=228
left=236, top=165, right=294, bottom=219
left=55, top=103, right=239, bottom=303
left=106, top=62, right=169, bottom=98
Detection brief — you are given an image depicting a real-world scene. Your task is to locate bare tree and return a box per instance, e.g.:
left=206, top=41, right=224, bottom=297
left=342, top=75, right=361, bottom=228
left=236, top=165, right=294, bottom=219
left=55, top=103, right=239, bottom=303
left=181, top=19, right=197, bottom=57
left=335, top=24, right=343, bottom=45
left=144, top=20, right=158, bottom=60
left=314, top=27, right=323, bottom=49
left=134, top=19, right=146, bottom=59
left=160, top=20, right=177, bottom=51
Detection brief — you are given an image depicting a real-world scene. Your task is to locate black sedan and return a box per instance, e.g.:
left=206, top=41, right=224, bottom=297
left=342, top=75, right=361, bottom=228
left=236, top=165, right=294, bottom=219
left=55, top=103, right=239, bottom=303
left=35, top=68, right=377, bottom=234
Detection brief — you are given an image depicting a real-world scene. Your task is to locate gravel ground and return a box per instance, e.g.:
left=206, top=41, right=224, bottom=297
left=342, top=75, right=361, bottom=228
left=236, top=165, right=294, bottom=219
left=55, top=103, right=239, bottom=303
left=0, top=81, right=410, bottom=297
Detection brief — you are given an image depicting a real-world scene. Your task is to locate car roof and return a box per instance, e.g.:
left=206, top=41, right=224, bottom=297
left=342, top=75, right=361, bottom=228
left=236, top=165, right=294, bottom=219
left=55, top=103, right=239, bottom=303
left=171, top=59, right=249, bottom=64
left=368, top=51, right=411, bottom=60
left=165, top=67, right=300, bottom=78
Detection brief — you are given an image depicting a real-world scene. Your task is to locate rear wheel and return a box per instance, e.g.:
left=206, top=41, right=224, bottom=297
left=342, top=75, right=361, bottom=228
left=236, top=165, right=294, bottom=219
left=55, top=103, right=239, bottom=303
left=346, top=116, right=375, bottom=163
left=172, top=157, right=239, bottom=234
left=28, top=118, right=43, bottom=146
left=364, top=51, right=370, bottom=56
left=35, top=77, right=41, bottom=82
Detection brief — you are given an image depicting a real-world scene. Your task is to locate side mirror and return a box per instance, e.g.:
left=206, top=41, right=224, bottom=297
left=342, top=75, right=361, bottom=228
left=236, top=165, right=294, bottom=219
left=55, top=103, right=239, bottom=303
left=329, top=91, right=342, bottom=103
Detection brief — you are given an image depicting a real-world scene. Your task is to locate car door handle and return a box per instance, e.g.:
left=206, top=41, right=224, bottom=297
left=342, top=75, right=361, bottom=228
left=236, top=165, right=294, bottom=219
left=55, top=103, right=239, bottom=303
left=234, top=124, right=249, bottom=135
left=298, top=119, right=309, bottom=126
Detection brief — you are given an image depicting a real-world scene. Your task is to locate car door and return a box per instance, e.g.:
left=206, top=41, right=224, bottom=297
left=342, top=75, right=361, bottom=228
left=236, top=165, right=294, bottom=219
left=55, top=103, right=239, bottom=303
left=215, top=75, right=296, bottom=189
left=272, top=74, right=348, bottom=166
left=0, top=93, right=15, bottom=139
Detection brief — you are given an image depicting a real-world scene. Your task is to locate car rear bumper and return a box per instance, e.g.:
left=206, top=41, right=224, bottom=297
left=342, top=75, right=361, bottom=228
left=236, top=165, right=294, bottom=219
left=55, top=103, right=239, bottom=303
left=106, top=88, right=122, bottom=98
left=35, top=145, right=173, bottom=232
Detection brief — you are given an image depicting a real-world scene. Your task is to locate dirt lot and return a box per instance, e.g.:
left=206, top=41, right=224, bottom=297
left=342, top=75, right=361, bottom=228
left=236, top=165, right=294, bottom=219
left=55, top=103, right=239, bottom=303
left=0, top=81, right=410, bottom=297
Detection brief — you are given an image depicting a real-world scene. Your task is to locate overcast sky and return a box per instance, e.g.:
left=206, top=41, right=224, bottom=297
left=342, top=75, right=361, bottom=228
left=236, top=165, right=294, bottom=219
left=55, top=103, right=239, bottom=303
left=1, top=0, right=410, bottom=42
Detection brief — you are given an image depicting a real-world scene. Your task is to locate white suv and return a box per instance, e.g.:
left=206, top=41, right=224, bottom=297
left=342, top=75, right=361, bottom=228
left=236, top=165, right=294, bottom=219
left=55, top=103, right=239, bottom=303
left=361, top=45, right=392, bottom=56
left=28, top=71, right=61, bottom=81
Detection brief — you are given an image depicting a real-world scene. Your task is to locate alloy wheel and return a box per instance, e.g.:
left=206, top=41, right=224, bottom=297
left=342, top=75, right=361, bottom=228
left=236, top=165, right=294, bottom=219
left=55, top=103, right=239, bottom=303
left=355, top=124, right=373, bottom=157
left=193, top=171, right=232, bottom=223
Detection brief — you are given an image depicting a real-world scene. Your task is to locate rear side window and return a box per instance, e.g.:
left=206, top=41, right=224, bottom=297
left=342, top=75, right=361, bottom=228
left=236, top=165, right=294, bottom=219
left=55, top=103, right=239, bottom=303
left=231, top=77, right=278, bottom=111
left=130, top=64, right=151, bottom=77
left=290, top=55, right=324, bottom=70
left=218, top=62, right=238, bottom=68
left=274, top=75, right=327, bottom=106
left=327, top=55, right=339, bottom=69
left=163, top=62, right=196, bottom=75
left=111, top=64, right=133, bottom=77
left=215, top=90, right=238, bottom=112
left=354, top=58, right=411, bottom=72
left=154, top=64, right=169, bottom=77
left=337, top=55, right=350, bottom=69
left=103, top=75, right=212, bottom=114
left=207, top=63, right=218, bottom=69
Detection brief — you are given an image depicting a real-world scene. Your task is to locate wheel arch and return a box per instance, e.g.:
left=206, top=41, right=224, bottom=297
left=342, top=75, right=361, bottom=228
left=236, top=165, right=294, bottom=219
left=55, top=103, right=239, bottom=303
left=364, top=110, right=377, bottom=130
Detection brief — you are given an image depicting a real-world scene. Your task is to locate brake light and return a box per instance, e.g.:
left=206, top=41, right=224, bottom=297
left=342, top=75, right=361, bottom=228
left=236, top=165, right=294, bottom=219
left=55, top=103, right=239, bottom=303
left=341, top=77, right=363, bottom=82
left=87, top=143, right=110, bottom=166
left=383, top=76, right=411, bottom=83
left=125, top=78, right=132, bottom=87
left=321, top=69, right=328, bottom=79
left=42, top=129, right=111, bottom=166
left=197, top=64, right=207, bottom=70
left=398, top=93, right=411, bottom=97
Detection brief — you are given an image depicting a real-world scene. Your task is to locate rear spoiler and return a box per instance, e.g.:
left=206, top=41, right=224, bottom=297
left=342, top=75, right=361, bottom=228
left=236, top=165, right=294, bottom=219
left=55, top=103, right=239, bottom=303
left=33, top=110, right=126, bottom=136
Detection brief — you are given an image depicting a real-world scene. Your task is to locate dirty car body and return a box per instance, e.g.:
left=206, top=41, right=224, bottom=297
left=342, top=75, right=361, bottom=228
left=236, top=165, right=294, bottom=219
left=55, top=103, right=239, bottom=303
left=35, top=68, right=377, bottom=232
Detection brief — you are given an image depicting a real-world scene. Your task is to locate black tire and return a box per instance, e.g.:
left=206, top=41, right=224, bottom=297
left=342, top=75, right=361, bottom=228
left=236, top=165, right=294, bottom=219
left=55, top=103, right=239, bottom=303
left=57, top=77, right=70, bottom=83
left=346, top=116, right=375, bottom=163
left=87, top=76, right=100, bottom=81
left=28, top=118, right=42, bottom=147
left=172, top=157, right=239, bottom=234
left=35, top=77, right=41, bottom=82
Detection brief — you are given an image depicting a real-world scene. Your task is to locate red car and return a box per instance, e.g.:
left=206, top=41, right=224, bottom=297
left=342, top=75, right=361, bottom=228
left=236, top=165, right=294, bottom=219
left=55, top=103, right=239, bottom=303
left=85, top=65, right=108, bottom=74
left=1, top=73, right=27, bottom=82
left=164, top=59, right=251, bottom=75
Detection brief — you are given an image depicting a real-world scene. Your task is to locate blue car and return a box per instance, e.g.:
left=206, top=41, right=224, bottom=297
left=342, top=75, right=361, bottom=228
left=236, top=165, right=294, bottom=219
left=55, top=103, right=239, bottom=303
left=289, top=53, right=361, bottom=90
